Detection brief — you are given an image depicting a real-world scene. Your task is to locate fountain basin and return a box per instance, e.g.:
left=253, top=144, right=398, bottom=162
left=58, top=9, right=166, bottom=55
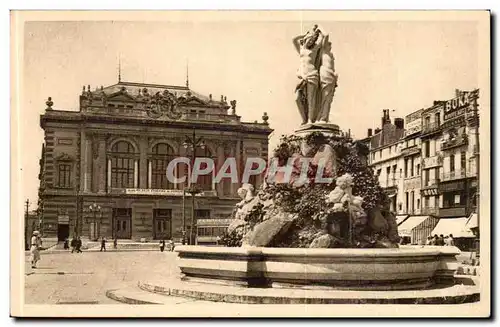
left=175, top=245, right=460, bottom=291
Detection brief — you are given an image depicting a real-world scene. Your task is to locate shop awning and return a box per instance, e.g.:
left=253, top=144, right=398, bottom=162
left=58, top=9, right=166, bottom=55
left=396, top=215, right=409, bottom=225
left=430, top=217, right=475, bottom=238
left=398, top=216, right=428, bottom=237
left=465, top=213, right=478, bottom=230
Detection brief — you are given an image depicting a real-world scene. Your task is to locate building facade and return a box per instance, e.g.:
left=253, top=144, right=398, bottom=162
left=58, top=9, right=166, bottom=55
left=38, top=80, right=272, bottom=244
left=366, top=89, right=480, bottom=245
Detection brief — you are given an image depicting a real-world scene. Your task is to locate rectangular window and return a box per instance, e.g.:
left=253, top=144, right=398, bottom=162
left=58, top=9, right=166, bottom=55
left=454, top=194, right=461, bottom=205
left=435, top=112, right=441, bottom=126
left=450, top=155, right=455, bottom=172
left=411, top=191, right=415, bottom=213
left=410, top=158, right=414, bottom=177
left=111, top=157, right=135, bottom=188
left=460, top=151, right=466, bottom=171
left=386, top=167, right=390, bottom=185
left=58, top=164, right=72, bottom=188
left=425, top=169, right=430, bottom=186
left=195, top=210, right=211, bottom=219
left=417, top=198, right=420, bottom=210
left=404, top=159, right=408, bottom=178
left=424, top=141, right=430, bottom=158
left=416, top=164, right=420, bottom=176
left=424, top=196, right=429, bottom=208
left=425, top=116, right=431, bottom=127
left=405, top=192, right=409, bottom=213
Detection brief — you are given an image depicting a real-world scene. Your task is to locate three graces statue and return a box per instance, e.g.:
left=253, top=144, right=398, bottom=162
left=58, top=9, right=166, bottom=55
left=294, top=25, right=338, bottom=125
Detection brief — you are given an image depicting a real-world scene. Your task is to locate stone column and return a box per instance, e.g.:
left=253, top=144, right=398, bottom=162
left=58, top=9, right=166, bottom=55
left=107, top=159, right=112, bottom=192
left=134, top=160, right=139, bottom=188
left=97, top=136, right=107, bottom=193
left=215, top=144, right=224, bottom=195
left=139, top=136, right=148, bottom=189
left=148, top=160, right=152, bottom=189
left=233, top=140, right=241, bottom=195
left=85, top=138, right=93, bottom=192
left=80, top=131, right=87, bottom=193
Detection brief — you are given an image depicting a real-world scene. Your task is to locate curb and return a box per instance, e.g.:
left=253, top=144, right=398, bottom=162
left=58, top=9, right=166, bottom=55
left=105, top=289, right=162, bottom=305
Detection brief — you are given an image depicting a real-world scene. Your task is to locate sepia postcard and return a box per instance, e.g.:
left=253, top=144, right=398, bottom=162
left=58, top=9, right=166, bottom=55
left=10, top=10, right=491, bottom=318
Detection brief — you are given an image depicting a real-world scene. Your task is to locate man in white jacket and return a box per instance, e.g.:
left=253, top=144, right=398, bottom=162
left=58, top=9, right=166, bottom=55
left=30, top=231, right=42, bottom=268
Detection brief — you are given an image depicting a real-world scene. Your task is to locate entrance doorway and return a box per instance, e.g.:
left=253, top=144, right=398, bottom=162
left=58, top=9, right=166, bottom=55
left=57, top=224, right=69, bottom=241
left=113, top=208, right=132, bottom=239
left=57, top=214, right=70, bottom=242
left=153, top=209, right=172, bottom=240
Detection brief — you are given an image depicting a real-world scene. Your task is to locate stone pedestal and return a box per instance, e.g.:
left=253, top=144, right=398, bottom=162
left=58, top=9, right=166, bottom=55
left=294, top=123, right=341, bottom=137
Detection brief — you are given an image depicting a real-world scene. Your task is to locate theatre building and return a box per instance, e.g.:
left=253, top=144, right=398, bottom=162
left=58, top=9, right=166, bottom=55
left=38, top=80, right=272, bottom=243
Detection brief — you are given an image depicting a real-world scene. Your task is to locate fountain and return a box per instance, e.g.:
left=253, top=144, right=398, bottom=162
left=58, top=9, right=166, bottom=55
left=110, top=25, right=479, bottom=305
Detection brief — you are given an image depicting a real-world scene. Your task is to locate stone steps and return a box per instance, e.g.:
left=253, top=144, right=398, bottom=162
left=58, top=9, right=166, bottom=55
left=106, top=274, right=480, bottom=305
left=105, top=286, right=215, bottom=305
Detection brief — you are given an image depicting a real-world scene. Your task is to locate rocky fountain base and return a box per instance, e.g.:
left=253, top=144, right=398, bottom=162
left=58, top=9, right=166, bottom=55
left=108, top=131, right=479, bottom=305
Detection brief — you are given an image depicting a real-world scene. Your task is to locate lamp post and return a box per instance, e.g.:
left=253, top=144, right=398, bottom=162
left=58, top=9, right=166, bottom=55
left=87, top=203, right=101, bottom=241
left=182, top=127, right=205, bottom=245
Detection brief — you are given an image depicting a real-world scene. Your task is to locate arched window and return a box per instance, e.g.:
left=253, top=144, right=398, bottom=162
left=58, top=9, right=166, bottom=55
left=110, top=141, right=136, bottom=188
left=151, top=143, right=176, bottom=189
left=194, top=147, right=213, bottom=191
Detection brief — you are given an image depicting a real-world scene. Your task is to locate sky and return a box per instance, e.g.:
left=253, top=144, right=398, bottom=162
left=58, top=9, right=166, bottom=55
left=18, top=17, right=479, bottom=205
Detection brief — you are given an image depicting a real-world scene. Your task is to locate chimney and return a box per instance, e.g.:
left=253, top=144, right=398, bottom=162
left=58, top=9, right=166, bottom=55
left=368, top=128, right=373, bottom=137
left=381, top=109, right=391, bottom=127
left=394, top=118, right=404, bottom=130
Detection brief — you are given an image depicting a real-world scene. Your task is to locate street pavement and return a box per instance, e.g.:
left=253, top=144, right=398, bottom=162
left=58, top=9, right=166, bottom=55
left=24, top=250, right=179, bottom=304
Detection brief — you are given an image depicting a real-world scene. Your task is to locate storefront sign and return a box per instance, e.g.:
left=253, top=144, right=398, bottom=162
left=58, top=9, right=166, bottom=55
left=405, top=119, right=421, bottom=136
left=438, top=180, right=465, bottom=192
left=444, top=90, right=478, bottom=121
left=197, top=218, right=233, bottom=226
left=118, top=188, right=217, bottom=197
left=403, top=177, right=421, bottom=190
left=423, top=156, right=442, bottom=168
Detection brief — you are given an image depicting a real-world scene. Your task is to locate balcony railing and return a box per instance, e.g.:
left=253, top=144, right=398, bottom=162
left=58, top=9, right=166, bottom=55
left=383, top=178, right=398, bottom=188
left=441, top=134, right=468, bottom=151
left=182, top=112, right=241, bottom=124
left=439, top=206, right=467, bottom=218
left=422, top=122, right=441, bottom=135
left=441, top=169, right=466, bottom=181
left=422, top=179, right=440, bottom=188
left=421, top=207, right=439, bottom=216
left=401, top=144, right=421, bottom=157
left=422, top=156, right=443, bottom=169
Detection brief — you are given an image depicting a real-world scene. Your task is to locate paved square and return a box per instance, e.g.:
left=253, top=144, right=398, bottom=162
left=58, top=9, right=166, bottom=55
left=24, top=250, right=179, bottom=304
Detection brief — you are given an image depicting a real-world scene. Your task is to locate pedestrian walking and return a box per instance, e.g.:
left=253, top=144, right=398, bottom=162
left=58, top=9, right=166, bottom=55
left=113, top=237, right=117, bottom=250
left=159, top=239, right=165, bottom=252
left=29, top=231, right=42, bottom=268
left=168, top=240, right=175, bottom=252
left=63, top=238, right=69, bottom=250
left=448, top=234, right=455, bottom=246
left=75, top=236, right=83, bottom=253
left=70, top=236, right=77, bottom=253
left=100, top=237, right=107, bottom=252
